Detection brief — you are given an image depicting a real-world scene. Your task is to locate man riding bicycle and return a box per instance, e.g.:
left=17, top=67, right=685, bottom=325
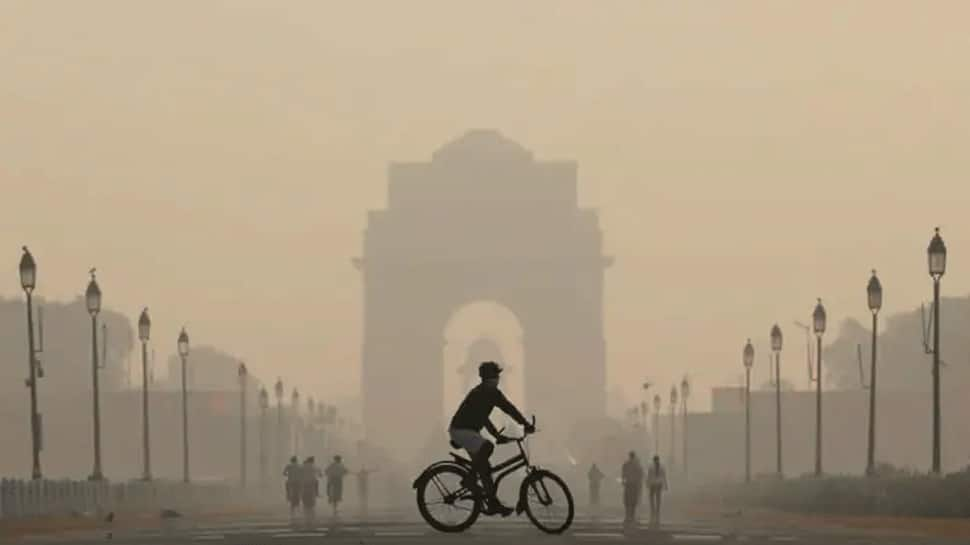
left=449, top=361, right=535, bottom=517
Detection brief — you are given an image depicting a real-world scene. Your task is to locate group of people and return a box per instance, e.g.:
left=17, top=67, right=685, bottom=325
left=587, top=452, right=669, bottom=527
left=283, top=455, right=350, bottom=523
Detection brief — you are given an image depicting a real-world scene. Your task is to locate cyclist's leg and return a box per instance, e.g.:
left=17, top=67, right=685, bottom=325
left=449, top=428, right=488, bottom=486
left=471, top=441, right=495, bottom=498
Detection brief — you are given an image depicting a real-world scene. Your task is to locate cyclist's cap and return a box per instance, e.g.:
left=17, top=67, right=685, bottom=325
left=478, top=361, right=503, bottom=378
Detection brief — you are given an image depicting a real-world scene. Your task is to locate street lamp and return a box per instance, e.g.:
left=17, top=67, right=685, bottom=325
left=770, top=324, right=784, bottom=477
left=639, top=400, right=649, bottom=451
left=19, top=247, right=43, bottom=480
left=652, top=394, right=662, bottom=455
left=238, top=362, right=248, bottom=488
left=306, top=397, right=315, bottom=455
left=178, top=327, right=190, bottom=483
left=743, top=339, right=754, bottom=483
left=292, top=388, right=301, bottom=457
left=669, top=386, right=678, bottom=471
left=258, top=386, right=269, bottom=489
left=866, top=271, right=882, bottom=476
left=681, top=376, right=690, bottom=481
left=927, top=228, right=946, bottom=475
left=812, top=298, right=827, bottom=477
left=275, top=378, right=284, bottom=471
left=85, top=269, right=104, bottom=481
left=138, top=308, right=152, bottom=481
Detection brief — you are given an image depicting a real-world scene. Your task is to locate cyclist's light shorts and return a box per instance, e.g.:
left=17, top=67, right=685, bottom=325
left=449, top=428, right=487, bottom=454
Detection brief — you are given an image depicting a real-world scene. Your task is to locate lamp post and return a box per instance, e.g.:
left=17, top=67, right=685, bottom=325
left=238, top=362, right=248, bottom=488
left=258, top=387, right=269, bottom=490
left=19, top=247, right=43, bottom=480
left=927, top=228, right=946, bottom=475
left=681, top=376, right=690, bottom=481
left=275, top=378, right=284, bottom=471
left=85, top=270, right=104, bottom=481
left=292, top=389, right=300, bottom=457
left=743, top=339, right=754, bottom=483
left=813, top=299, right=827, bottom=477
left=770, top=324, right=784, bottom=478
left=138, top=308, right=152, bottom=481
left=640, top=401, right=649, bottom=452
left=866, top=271, right=883, bottom=476
left=653, top=394, right=661, bottom=455
left=306, top=397, right=316, bottom=455
left=178, top=327, right=191, bottom=483
left=669, top=386, right=678, bottom=470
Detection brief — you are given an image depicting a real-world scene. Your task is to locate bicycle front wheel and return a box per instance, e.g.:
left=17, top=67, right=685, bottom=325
left=520, top=469, right=574, bottom=534
left=416, top=464, right=481, bottom=533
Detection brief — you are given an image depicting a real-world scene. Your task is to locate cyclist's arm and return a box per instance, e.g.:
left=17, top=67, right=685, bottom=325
left=493, top=390, right=529, bottom=427
left=483, top=419, right=502, bottom=439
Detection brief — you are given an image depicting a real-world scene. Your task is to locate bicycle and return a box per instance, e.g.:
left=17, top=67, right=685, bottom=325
left=412, top=417, right=575, bottom=534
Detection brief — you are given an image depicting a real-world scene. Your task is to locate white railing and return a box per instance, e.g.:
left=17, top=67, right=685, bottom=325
left=0, top=479, right=247, bottom=518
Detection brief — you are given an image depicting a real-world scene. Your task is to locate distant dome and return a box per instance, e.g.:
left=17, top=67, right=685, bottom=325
left=432, top=129, right=533, bottom=163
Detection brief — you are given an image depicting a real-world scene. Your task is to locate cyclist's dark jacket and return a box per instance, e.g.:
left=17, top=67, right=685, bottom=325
left=450, top=383, right=529, bottom=431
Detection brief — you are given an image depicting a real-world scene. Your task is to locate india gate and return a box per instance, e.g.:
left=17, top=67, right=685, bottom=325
left=356, top=130, right=610, bottom=459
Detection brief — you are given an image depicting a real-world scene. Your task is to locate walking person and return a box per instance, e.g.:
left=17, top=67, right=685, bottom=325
left=355, top=466, right=378, bottom=518
left=647, top=455, right=669, bottom=528
left=300, top=457, right=322, bottom=527
left=282, top=456, right=301, bottom=519
left=325, top=455, right=349, bottom=518
left=620, top=452, right=644, bottom=526
left=587, top=463, right=605, bottom=517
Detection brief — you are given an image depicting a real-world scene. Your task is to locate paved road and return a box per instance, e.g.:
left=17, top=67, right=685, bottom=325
left=14, top=509, right=967, bottom=545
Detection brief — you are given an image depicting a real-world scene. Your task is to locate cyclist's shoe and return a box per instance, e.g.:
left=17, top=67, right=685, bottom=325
left=483, top=499, right=514, bottom=517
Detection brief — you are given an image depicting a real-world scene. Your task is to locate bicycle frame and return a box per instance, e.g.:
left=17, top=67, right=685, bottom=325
left=492, top=439, right=532, bottom=492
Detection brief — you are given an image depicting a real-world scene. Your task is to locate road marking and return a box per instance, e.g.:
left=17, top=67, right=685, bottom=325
left=272, top=532, right=327, bottom=538
left=671, top=535, right=723, bottom=542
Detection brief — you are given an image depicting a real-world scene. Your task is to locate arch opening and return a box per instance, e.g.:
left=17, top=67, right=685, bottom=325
left=442, top=301, right=524, bottom=425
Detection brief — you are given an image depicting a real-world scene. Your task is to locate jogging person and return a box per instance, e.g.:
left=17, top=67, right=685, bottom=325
left=448, top=361, right=534, bottom=516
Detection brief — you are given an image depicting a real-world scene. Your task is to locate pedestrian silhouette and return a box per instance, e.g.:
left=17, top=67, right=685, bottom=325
left=587, top=463, right=604, bottom=511
left=647, top=455, right=669, bottom=528
left=621, top=451, right=644, bottom=525
left=283, top=456, right=301, bottom=518
left=325, top=455, right=349, bottom=517
left=301, top=456, right=322, bottom=527
left=355, top=465, right=378, bottom=517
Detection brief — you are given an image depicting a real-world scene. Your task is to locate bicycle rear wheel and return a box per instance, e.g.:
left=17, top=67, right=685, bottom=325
left=416, top=464, right=481, bottom=533
left=520, top=469, right=574, bottom=534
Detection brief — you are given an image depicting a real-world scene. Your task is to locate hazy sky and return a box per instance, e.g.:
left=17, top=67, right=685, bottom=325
left=2, top=1, right=969, bottom=412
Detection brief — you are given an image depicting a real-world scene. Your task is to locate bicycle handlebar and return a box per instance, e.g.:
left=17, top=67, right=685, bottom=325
left=496, top=415, right=537, bottom=443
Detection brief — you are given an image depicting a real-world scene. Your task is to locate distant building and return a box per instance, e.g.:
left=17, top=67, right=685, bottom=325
left=357, top=130, right=611, bottom=460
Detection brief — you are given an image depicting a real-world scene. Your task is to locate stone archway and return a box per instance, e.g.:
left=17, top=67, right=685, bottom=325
left=355, top=130, right=611, bottom=460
